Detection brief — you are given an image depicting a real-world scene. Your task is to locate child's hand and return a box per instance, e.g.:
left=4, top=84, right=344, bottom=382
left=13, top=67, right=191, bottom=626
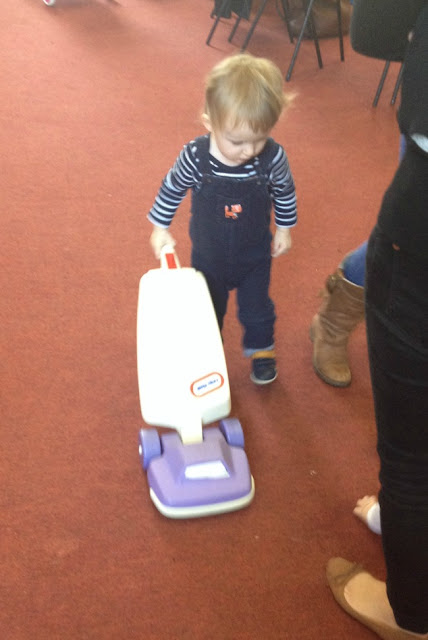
left=150, top=226, right=176, bottom=259
left=272, top=227, right=292, bottom=257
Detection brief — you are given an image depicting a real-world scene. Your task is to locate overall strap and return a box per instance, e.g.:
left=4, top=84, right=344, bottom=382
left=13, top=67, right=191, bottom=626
left=192, top=134, right=212, bottom=175
left=255, top=137, right=278, bottom=177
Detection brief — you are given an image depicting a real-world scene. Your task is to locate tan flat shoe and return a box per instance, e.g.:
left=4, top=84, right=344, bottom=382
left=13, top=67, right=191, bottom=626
left=326, top=557, right=425, bottom=640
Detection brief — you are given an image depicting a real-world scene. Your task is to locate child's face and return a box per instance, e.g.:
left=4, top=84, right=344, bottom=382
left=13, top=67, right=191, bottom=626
left=205, top=117, right=270, bottom=166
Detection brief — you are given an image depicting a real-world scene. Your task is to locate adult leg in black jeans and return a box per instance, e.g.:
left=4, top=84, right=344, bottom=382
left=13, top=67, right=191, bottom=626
left=366, top=226, right=428, bottom=634
left=327, top=226, right=428, bottom=638
left=325, top=1, right=428, bottom=637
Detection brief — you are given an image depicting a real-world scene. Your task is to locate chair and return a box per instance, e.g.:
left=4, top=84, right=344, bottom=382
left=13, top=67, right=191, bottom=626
left=206, top=0, right=344, bottom=83
left=206, top=0, right=294, bottom=51
left=285, top=0, right=344, bottom=81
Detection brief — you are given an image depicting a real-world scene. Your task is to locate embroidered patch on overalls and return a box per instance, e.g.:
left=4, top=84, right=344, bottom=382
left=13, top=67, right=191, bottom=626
left=224, top=204, right=243, bottom=219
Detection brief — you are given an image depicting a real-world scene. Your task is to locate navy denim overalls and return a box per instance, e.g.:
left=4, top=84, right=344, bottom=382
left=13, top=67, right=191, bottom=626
left=190, top=134, right=276, bottom=353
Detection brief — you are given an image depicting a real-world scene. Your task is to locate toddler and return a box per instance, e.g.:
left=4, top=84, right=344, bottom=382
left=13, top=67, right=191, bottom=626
left=148, top=53, right=297, bottom=384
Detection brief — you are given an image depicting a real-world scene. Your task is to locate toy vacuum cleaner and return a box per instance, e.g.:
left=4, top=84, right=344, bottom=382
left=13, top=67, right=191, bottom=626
left=136, top=246, right=255, bottom=518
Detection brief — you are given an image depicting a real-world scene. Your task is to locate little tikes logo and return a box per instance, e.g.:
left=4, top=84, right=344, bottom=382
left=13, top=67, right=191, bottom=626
left=224, top=204, right=242, bottom=219
left=191, top=372, right=224, bottom=397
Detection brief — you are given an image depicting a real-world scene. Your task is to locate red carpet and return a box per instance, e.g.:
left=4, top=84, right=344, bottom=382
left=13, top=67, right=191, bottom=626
left=1, top=1, right=401, bottom=638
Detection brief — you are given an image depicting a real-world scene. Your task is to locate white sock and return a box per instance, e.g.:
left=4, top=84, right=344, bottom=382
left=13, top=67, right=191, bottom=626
left=366, top=502, right=381, bottom=535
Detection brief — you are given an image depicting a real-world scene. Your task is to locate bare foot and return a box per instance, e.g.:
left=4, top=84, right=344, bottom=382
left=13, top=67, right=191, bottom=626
left=353, top=495, right=381, bottom=534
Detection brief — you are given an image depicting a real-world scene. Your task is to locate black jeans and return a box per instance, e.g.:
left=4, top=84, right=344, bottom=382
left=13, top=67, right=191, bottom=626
left=365, top=225, right=428, bottom=634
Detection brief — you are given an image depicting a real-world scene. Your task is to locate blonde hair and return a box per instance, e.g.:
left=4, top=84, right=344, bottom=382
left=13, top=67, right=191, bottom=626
left=204, top=53, right=289, bottom=133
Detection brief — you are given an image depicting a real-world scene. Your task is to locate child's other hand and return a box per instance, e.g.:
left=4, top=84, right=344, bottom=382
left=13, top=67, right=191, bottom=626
left=272, top=227, right=292, bottom=257
left=150, top=226, right=176, bottom=259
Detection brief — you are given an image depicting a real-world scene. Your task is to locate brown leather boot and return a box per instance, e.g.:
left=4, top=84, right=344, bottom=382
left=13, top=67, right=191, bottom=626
left=310, top=268, right=365, bottom=387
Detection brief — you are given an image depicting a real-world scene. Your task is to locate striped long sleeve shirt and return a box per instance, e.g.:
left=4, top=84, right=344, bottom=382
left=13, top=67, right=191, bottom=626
left=148, top=138, right=297, bottom=229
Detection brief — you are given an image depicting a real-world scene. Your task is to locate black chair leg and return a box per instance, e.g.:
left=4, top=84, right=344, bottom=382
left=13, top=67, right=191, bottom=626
left=336, top=0, right=344, bottom=61
left=240, top=0, right=269, bottom=52
left=206, top=0, right=232, bottom=46
left=391, top=63, right=403, bottom=105
left=229, top=15, right=243, bottom=42
left=307, top=6, right=323, bottom=69
left=279, top=0, right=295, bottom=44
left=373, top=61, right=390, bottom=107
left=230, top=0, right=254, bottom=43
left=286, top=0, right=318, bottom=81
